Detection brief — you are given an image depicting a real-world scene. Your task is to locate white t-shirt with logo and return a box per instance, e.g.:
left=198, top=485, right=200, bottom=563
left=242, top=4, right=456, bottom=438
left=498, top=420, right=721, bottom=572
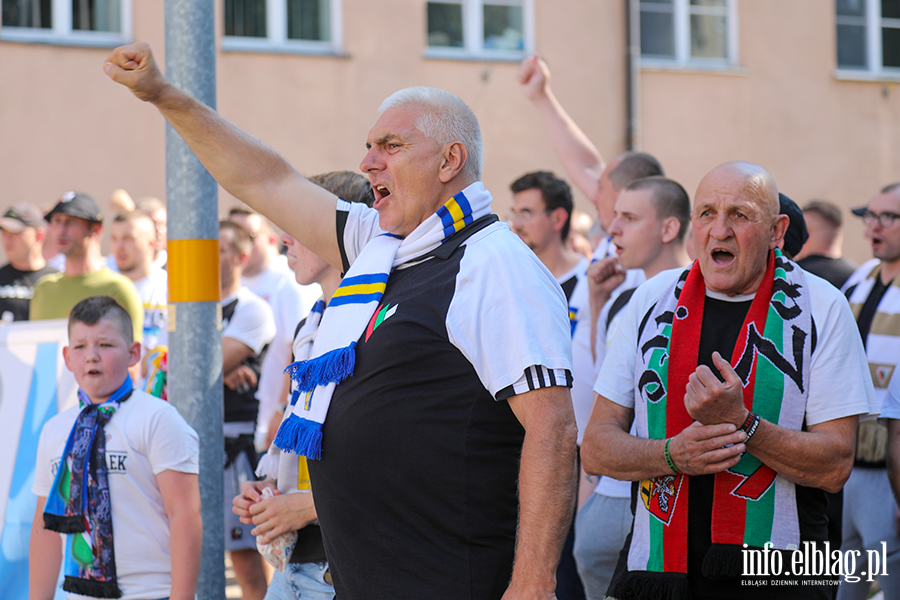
left=33, top=390, right=199, bottom=600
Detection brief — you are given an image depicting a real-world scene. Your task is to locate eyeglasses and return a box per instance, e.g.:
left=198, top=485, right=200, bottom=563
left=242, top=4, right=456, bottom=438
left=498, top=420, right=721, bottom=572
left=860, top=210, right=900, bottom=229
left=507, top=208, right=550, bottom=224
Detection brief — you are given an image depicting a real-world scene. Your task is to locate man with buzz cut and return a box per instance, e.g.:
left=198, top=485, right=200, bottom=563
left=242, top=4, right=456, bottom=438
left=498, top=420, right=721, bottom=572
left=517, top=55, right=663, bottom=261
left=583, top=161, right=874, bottom=599
left=105, top=43, right=576, bottom=600
left=575, top=176, right=691, bottom=600
left=110, top=210, right=168, bottom=358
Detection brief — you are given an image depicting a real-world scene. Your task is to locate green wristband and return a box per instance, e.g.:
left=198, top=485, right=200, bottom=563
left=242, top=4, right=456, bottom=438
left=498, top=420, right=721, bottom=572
left=664, top=438, right=680, bottom=475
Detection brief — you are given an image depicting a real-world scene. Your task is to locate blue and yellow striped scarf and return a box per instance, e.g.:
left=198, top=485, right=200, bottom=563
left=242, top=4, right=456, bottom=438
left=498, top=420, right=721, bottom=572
left=273, top=182, right=493, bottom=459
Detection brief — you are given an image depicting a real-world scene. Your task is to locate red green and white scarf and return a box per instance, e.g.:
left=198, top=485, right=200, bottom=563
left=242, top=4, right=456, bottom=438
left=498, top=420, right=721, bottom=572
left=619, top=249, right=811, bottom=597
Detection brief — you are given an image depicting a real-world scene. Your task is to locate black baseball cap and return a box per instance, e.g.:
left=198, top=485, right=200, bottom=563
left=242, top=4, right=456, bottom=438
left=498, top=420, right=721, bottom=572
left=0, top=204, right=45, bottom=233
left=45, top=191, right=103, bottom=224
left=779, top=193, right=808, bottom=259
left=851, top=206, right=868, bottom=217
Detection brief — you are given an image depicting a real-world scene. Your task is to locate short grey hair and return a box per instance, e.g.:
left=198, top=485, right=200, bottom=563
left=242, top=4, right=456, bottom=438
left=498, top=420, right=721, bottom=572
left=379, top=87, right=483, bottom=183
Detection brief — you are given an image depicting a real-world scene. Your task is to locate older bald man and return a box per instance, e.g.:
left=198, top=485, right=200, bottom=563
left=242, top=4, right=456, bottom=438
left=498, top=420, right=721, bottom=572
left=582, top=162, right=876, bottom=599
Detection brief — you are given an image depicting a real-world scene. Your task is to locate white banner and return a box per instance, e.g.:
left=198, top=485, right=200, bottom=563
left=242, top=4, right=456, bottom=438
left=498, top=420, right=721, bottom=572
left=0, top=319, right=76, bottom=599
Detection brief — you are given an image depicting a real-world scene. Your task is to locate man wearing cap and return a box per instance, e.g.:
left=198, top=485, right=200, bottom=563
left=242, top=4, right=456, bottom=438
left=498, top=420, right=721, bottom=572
left=836, top=183, right=900, bottom=598
left=30, top=192, right=143, bottom=345
left=0, top=204, right=58, bottom=323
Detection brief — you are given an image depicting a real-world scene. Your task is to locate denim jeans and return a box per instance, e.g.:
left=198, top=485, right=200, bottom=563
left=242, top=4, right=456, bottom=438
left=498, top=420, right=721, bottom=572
left=265, top=562, right=335, bottom=600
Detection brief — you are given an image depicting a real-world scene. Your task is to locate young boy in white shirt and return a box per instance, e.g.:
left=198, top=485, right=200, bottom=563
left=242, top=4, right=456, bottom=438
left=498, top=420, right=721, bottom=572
left=29, top=295, right=201, bottom=600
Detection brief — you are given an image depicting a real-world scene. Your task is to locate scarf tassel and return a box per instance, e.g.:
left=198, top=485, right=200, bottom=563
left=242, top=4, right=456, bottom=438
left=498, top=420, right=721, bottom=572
left=273, top=415, right=323, bottom=460
left=701, top=543, right=748, bottom=580
left=64, top=575, right=122, bottom=598
left=43, top=513, right=85, bottom=534
left=610, top=571, right=690, bottom=600
left=284, top=342, right=356, bottom=394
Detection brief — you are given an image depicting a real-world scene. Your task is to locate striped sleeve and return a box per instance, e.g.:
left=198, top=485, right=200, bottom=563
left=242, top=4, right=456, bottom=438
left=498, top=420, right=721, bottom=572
left=495, top=366, right=573, bottom=400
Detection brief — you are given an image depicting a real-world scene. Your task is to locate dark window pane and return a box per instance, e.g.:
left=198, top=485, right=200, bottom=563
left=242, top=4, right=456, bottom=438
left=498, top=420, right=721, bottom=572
left=691, top=0, right=725, bottom=7
left=838, top=24, right=867, bottom=66
left=641, top=10, right=674, bottom=57
left=2, top=0, right=51, bottom=27
left=288, top=0, right=328, bottom=41
left=225, top=0, right=266, bottom=37
left=838, top=0, right=865, bottom=17
left=884, top=27, right=900, bottom=67
left=427, top=2, right=463, bottom=48
left=72, top=0, right=119, bottom=32
left=641, top=0, right=673, bottom=6
left=483, top=4, right=523, bottom=50
left=884, top=0, right=900, bottom=20
left=690, top=14, right=726, bottom=58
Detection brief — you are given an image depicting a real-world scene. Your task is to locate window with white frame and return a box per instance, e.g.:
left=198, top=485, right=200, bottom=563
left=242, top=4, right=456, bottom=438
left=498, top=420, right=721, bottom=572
left=639, top=0, right=738, bottom=66
left=837, top=0, right=900, bottom=72
left=426, top=0, right=533, bottom=59
left=1, top=0, right=130, bottom=44
left=223, top=0, right=341, bottom=53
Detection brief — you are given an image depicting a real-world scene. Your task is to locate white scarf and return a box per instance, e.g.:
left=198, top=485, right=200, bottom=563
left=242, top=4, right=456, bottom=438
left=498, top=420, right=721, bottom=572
left=256, top=298, right=325, bottom=490
left=273, top=182, right=494, bottom=459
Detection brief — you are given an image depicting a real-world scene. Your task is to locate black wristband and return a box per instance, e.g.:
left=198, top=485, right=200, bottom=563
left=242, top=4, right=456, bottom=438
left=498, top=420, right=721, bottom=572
left=740, top=411, right=761, bottom=443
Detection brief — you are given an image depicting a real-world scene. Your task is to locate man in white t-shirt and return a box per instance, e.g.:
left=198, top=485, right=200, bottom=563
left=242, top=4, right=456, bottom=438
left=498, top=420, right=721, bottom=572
left=583, top=161, right=875, bottom=599
left=106, top=43, right=577, bottom=600
left=575, top=176, right=691, bottom=600
left=110, top=210, right=167, bottom=360
left=229, top=208, right=318, bottom=448
left=218, top=221, right=276, bottom=600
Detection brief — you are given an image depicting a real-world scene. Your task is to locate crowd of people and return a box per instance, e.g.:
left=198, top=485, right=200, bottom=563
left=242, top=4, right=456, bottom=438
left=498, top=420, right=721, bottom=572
left=8, top=42, right=900, bottom=600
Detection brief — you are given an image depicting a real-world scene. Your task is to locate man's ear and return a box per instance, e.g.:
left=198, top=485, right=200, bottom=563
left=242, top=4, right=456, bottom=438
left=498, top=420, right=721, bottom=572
left=90, top=223, right=103, bottom=238
left=550, top=207, right=569, bottom=235
left=438, top=142, right=468, bottom=184
left=35, top=228, right=46, bottom=243
left=771, top=214, right=790, bottom=249
left=660, top=216, right=680, bottom=244
left=63, top=346, right=72, bottom=372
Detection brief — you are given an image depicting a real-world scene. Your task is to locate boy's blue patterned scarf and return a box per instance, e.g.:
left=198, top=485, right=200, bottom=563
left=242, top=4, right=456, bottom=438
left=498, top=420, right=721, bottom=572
left=44, top=376, right=133, bottom=599
left=273, top=182, right=493, bottom=460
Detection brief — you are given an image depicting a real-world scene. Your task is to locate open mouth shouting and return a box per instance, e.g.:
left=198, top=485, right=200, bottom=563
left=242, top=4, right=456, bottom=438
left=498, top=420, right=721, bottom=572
left=373, top=184, right=392, bottom=208
left=710, top=248, right=736, bottom=267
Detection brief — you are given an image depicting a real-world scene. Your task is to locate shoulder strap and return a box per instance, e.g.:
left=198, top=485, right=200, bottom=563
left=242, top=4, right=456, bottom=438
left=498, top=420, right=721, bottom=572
left=606, top=287, right=637, bottom=331
left=560, top=276, right=578, bottom=302
left=222, top=297, right=239, bottom=326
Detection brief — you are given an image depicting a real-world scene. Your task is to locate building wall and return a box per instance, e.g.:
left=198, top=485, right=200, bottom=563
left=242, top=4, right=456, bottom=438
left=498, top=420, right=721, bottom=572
left=639, top=0, right=900, bottom=264
left=0, top=0, right=894, bottom=265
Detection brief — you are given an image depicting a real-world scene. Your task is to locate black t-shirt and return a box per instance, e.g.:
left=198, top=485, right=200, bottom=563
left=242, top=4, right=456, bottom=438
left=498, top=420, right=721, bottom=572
left=0, top=264, right=58, bottom=322
left=796, top=255, right=856, bottom=290
left=610, top=296, right=831, bottom=599
left=308, top=246, right=525, bottom=600
left=685, top=297, right=831, bottom=600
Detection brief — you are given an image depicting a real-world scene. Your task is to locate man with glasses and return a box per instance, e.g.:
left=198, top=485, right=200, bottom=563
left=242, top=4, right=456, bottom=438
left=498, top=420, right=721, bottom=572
left=837, top=183, right=900, bottom=598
